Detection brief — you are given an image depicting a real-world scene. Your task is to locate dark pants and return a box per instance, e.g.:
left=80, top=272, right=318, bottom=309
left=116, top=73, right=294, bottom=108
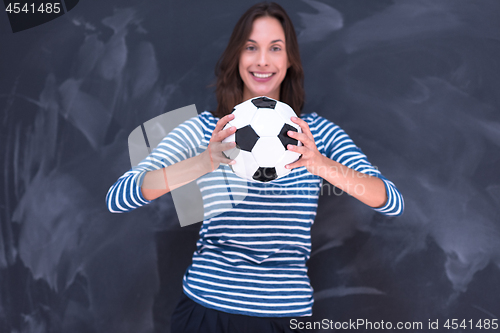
left=170, top=292, right=304, bottom=333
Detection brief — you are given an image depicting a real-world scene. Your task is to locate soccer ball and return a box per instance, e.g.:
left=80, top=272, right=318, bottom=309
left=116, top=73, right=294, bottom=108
left=222, top=96, right=302, bottom=182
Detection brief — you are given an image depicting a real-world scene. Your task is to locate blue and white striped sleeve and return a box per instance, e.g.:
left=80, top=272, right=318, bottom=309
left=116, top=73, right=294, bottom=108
left=311, top=113, right=404, bottom=216
left=106, top=114, right=210, bottom=213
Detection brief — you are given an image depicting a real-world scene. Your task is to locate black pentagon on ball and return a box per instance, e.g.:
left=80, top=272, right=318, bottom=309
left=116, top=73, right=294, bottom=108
left=251, top=96, right=277, bottom=109
left=235, top=125, right=259, bottom=152
left=253, top=167, right=278, bottom=182
left=278, top=124, right=298, bottom=149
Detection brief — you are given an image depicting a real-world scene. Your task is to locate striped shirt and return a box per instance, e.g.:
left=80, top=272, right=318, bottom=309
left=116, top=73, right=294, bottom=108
left=106, top=111, right=404, bottom=317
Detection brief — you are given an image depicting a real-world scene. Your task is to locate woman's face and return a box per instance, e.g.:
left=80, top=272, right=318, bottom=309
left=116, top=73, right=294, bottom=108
left=239, top=16, right=290, bottom=102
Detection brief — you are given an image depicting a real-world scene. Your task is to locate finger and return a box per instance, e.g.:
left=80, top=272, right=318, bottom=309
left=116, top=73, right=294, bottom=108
left=221, top=158, right=236, bottom=165
left=287, top=130, right=312, bottom=146
left=285, top=159, right=303, bottom=170
left=208, top=141, right=236, bottom=156
left=213, top=141, right=236, bottom=152
left=287, top=144, right=307, bottom=155
left=217, top=149, right=236, bottom=164
left=220, top=141, right=237, bottom=151
left=291, top=116, right=313, bottom=138
left=214, top=125, right=237, bottom=142
left=214, top=113, right=235, bottom=133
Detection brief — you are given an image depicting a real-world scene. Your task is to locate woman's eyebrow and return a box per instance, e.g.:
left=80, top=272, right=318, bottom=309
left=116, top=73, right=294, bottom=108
left=247, top=39, right=285, bottom=44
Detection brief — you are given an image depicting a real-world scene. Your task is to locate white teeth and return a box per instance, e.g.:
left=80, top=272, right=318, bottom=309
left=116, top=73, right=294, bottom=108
left=252, top=72, right=273, bottom=78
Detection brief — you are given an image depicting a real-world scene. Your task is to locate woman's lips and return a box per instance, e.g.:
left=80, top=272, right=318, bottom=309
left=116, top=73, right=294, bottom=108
left=250, top=72, right=275, bottom=82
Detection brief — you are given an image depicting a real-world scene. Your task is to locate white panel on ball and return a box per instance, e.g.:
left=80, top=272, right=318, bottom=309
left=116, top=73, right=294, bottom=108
left=230, top=150, right=260, bottom=180
left=250, top=108, right=285, bottom=137
left=274, top=150, right=302, bottom=178
left=230, top=107, right=256, bottom=129
left=252, top=137, right=285, bottom=167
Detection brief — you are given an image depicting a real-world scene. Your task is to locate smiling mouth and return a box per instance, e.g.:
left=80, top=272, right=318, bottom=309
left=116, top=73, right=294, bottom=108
left=251, top=72, right=274, bottom=78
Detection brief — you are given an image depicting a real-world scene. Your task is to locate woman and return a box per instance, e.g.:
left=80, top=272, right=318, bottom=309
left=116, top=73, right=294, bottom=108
left=106, top=2, right=404, bottom=332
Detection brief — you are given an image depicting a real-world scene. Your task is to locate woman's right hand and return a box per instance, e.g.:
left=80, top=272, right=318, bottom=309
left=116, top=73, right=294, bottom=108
left=202, top=113, right=237, bottom=172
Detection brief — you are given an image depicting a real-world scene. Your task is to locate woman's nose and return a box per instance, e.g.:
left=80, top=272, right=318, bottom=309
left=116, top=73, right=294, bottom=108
left=257, top=50, right=269, bottom=67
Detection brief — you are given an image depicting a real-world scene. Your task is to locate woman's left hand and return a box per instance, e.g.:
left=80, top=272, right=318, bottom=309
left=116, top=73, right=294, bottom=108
left=285, top=116, right=325, bottom=176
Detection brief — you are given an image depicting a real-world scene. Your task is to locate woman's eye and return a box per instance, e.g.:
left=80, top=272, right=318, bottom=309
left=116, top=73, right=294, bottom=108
left=246, top=45, right=256, bottom=51
left=272, top=46, right=282, bottom=51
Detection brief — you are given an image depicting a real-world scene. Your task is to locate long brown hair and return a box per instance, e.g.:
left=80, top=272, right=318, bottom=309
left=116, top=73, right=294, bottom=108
left=209, top=2, right=305, bottom=118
